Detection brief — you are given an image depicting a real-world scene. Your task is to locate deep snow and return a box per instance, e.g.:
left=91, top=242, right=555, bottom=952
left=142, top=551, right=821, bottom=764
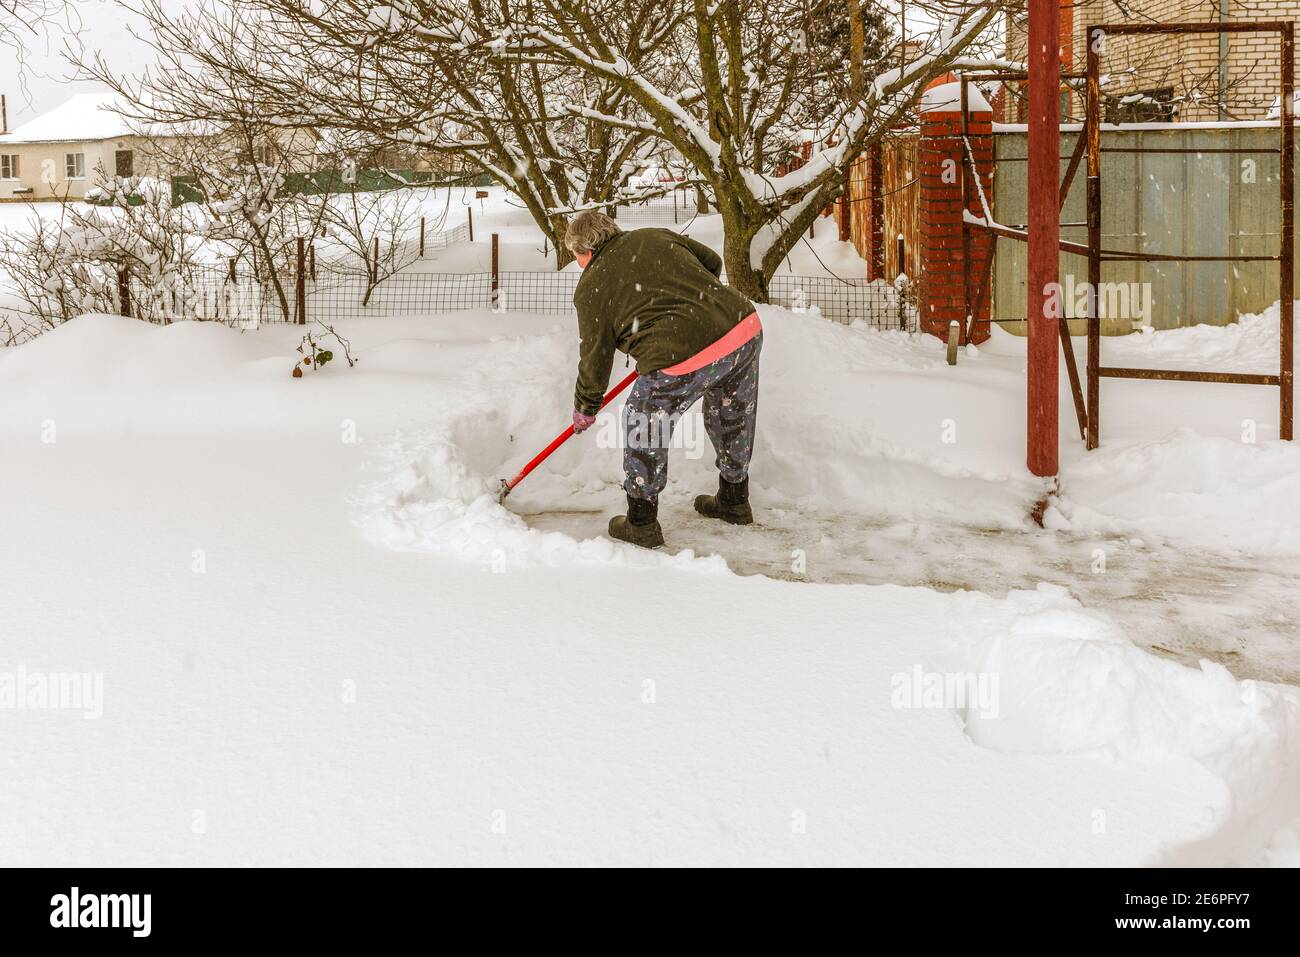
left=1, top=306, right=1298, bottom=866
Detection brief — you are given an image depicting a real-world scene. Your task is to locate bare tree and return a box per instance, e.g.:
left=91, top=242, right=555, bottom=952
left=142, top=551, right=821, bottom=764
left=485, top=0, right=1015, bottom=299
left=311, top=184, right=422, bottom=306
left=137, top=111, right=327, bottom=322
left=79, top=0, right=675, bottom=268
left=1, top=0, right=60, bottom=78
left=81, top=1, right=1018, bottom=298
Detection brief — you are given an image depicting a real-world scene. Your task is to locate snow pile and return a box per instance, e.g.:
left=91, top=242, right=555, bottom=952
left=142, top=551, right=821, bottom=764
left=1054, top=428, right=1300, bottom=556
left=1101, top=303, right=1290, bottom=375
left=11, top=303, right=1296, bottom=565
left=752, top=309, right=1047, bottom=527
left=354, top=423, right=724, bottom=573
left=951, top=584, right=1295, bottom=763
left=347, top=304, right=1052, bottom=568
left=1047, top=302, right=1300, bottom=555
left=946, top=583, right=1300, bottom=863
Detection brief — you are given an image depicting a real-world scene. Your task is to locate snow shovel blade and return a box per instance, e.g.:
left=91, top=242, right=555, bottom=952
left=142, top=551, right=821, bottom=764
left=495, top=371, right=639, bottom=506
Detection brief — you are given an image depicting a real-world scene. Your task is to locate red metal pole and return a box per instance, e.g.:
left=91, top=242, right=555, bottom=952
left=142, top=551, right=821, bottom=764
left=1026, top=0, right=1061, bottom=476
left=499, top=371, right=639, bottom=501
left=1086, top=28, right=1103, bottom=451
left=1280, top=22, right=1294, bottom=441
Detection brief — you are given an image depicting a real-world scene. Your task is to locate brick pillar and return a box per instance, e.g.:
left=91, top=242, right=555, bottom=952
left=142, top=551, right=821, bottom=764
left=866, top=142, right=885, bottom=280
left=918, top=82, right=993, bottom=343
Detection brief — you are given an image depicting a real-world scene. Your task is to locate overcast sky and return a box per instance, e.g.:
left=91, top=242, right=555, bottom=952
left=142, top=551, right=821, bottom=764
left=2, top=0, right=158, bottom=129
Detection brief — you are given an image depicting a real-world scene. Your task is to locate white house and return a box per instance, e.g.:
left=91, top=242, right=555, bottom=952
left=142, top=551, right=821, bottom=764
left=0, top=92, right=159, bottom=202
left=1, top=89, right=440, bottom=204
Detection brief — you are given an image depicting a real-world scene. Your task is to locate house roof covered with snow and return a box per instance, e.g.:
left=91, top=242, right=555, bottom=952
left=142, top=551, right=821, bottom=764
left=0, top=92, right=138, bottom=145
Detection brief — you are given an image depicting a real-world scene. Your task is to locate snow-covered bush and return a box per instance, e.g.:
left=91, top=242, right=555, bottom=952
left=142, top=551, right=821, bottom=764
left=0, top=178, right=207, bottom=342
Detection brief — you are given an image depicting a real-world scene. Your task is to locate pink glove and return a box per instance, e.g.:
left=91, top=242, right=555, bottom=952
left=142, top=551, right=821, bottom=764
left=572, top=410, right=597, bottom=433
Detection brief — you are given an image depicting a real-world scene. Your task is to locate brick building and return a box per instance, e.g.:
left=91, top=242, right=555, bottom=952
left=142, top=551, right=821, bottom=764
left=1005, top=0, right=1300, bottom=121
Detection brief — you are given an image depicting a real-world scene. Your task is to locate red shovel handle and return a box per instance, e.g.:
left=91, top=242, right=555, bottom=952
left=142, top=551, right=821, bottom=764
left=500, top=370, right=639, bottom=499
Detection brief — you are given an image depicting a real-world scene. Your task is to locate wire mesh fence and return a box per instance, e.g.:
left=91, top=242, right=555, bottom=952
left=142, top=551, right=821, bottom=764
left=92, top=230, right=918, bottom=332
left=312, top=272, right=494, bottom=319
left=767, top=275, right=916, bottom=329
left=422, top=219, right=472, bottom=251
left=496, top=271, right=580, bottom=314
left=109, top=258, right=919, bottom=329
left=3, top=191, right=924, bottom=344
left=183, top=267, right=917, bottom=330
left=609, top=196, right=713, bottom=226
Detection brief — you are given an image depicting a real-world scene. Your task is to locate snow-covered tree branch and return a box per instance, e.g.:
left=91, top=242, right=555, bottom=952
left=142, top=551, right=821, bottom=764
left=499, top=0, right=1011, bottom=298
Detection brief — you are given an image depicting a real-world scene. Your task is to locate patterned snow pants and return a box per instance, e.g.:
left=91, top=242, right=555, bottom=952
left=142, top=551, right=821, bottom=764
left=623, top=332, right=762, bottom=502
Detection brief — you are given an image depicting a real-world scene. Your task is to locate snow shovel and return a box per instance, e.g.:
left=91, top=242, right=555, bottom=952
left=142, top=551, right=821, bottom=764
left=498, top=370, right=639, bottom=504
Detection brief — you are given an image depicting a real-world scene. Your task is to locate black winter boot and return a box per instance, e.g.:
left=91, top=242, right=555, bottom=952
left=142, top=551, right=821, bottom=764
left=608, top=495, right=665, bottom=549
left=694, top=476, right=753, bottom=525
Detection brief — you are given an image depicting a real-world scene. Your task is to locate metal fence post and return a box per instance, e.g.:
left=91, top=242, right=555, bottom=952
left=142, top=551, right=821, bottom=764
left=897, top=238, right=907, bottom=330
left=491, top=232, right=499, bottom=310
left=419, top=216, right=426, bottom=257
left=467, top=207, right=474, bottom=242
left=296, top=236, right=306, bottom=325
left=117, top=264, right=131, bottom=318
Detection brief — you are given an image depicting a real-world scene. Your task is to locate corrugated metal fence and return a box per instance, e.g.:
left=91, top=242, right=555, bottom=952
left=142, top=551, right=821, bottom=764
left=993, top=126, right=1300, bottom=329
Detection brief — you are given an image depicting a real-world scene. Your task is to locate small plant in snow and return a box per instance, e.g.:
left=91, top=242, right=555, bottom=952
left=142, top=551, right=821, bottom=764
left=292, top=322, right=356, bottom=378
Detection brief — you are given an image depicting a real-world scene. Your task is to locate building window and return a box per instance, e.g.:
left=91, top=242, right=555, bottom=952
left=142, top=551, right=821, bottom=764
left=115, top=149, right=134, bottom=177
left=0, top=154, right=17, bottom=179
left=256, top=143, right=275, bottom=166
left=65, top=152, right=86, bottom=180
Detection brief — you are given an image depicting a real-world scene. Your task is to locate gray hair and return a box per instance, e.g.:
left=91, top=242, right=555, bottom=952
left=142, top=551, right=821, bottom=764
left=564, top=209, right=622, bottom=255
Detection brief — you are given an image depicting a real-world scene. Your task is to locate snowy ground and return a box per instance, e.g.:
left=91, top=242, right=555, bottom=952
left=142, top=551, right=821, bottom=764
left=2, top=301, right=1299, bottom=866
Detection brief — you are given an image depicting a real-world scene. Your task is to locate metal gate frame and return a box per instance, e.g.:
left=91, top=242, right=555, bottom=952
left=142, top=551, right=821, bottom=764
left=1084, top=21, right=1295, bottom=448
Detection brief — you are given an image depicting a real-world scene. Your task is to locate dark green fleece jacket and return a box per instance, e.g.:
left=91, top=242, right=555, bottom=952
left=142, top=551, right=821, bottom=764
left=572, top=228, right=755, bottom=415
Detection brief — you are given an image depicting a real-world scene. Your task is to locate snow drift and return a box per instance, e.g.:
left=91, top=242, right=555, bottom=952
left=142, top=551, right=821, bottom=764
left=944, top=584, right=1300, bottom=864
left=350, top=303, right=1051, bottom=573
left=3, top=307, right=1299, bottom=865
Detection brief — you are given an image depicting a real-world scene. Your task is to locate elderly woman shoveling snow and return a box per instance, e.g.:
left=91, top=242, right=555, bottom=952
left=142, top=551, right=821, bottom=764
left=566, top=210, right=763, bottom=548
